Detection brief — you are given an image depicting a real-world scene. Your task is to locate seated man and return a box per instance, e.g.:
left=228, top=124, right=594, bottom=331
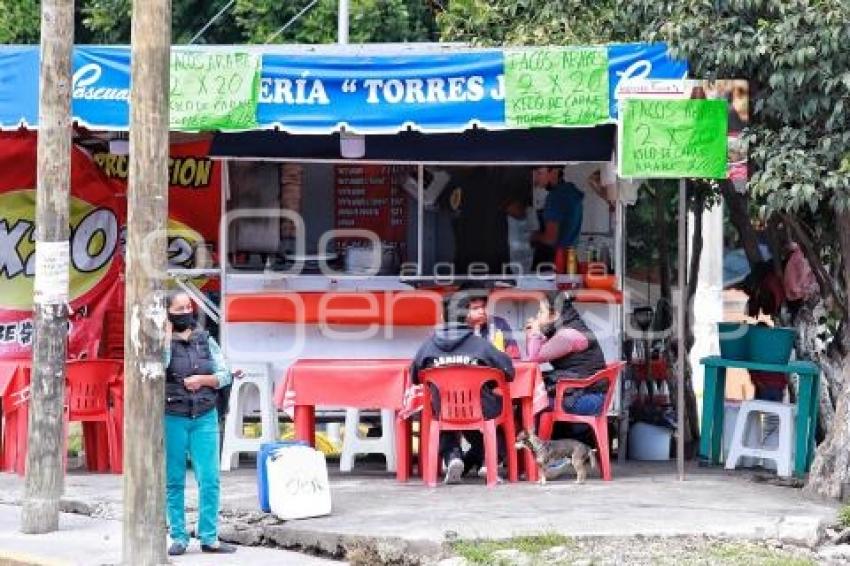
left=525, top=292, right=606, bottom=415
left=463, top=292, right=522, bottom=360
left=411, top=297, right=515, bottom=484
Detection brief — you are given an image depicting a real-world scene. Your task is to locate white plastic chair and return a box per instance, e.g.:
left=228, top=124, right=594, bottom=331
left=725, top=400, right=795, bottom=478
left=220, top=362, right=278, bottom=471
left=339, top=408, right=396, bottom=473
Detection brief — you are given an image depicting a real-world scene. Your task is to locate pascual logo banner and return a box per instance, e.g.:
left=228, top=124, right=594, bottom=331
left=0, top=190, right=119, bottom=311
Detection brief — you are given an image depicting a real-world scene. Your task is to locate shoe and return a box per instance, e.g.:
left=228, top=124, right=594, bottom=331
left=477, top=464, right=505, bottom=481
left=444, top=457, right=464, bottom=484
left=201, top=541, right=237, bottom=554
left=168, top=542, right=188, bottom=556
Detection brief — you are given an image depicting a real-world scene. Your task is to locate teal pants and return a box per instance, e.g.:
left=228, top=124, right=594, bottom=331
left=165, top=409, right=220, bottom=546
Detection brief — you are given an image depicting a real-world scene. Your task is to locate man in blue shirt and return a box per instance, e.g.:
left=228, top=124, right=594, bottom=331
left=530, top=166, right=585, bottom=268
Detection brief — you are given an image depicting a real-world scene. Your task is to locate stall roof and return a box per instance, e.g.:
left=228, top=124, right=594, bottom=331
left=209, top=126, right=616, bottom=164
left=0, top=44, right=686, bottom=134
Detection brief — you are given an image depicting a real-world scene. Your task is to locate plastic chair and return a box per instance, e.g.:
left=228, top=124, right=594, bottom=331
left=1, top=368, right=30, bottom=475
left=100, top=310, right=125, bottom=359
left=537, top=362, right=625, bottom=481
left=107, top=368, right=124, bottom=473
left=220, top=362, right=278, bottom=471
left=419, top=366, right=518, bottom=488
left=65, top=360, right=122, bottom=474
left=340, top=408, right=397, bottom=473
left=725, top=400, right=795, bottom=478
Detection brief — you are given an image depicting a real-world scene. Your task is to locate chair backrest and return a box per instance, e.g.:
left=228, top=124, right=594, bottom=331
left=66, top=360, right=122, bottom=419
left=419, top=366, right=508, bottom=424
left=598, top=361, right=626, bottom=415
left=101, top=310, right=125, bottom=359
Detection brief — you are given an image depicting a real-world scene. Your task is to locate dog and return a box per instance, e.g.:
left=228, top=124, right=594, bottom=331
left=515, top=430, right=598, bottom=485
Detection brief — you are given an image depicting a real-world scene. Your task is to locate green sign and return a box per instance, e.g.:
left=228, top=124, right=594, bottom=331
left=169, top=50, right=260, bottom=131
left=619, top=99, right=729, bottom=179
left=504, top=47, right=609, bottom=128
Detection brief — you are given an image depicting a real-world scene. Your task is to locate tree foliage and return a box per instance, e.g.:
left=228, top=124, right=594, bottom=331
left=1, top=0, right=439, bottom=45
left=0, top=0, right=41, bottom=44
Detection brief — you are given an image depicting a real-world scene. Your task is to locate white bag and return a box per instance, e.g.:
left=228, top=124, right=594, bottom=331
left=267, top=445, right=332, bottom=520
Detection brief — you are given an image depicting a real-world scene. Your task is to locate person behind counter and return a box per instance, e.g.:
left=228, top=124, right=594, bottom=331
left=530, top=166, right=585, bottom=270
left=164, top=291, right=236, bottom=556
left=525, top=292, right=607, bottom=416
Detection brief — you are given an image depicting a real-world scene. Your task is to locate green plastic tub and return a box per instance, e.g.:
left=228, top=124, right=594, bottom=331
left=747, top=325, right=796, bottom=365
left=717, top=322, right=749, bottom=360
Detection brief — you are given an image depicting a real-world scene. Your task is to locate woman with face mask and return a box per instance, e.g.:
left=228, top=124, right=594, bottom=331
left=164, top=291, right=235, bottom=556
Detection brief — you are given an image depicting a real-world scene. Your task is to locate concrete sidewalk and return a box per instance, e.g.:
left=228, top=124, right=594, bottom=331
left=0, top=461, right=839, bottom=563
left=0, top=504, right=342, bottom=566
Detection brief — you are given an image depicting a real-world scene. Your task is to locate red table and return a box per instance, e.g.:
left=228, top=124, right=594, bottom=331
left=274, top=358, right=545, bottom=483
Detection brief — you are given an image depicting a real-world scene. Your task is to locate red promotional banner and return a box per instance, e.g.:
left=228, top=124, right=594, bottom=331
left=92, top=138, right=222, bottom=271
left=0, top=132, right=124, bottom=360
left=0, top=133, right=222, bottom=360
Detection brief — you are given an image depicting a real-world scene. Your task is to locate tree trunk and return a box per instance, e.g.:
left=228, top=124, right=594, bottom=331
left=682, top=187, right=704, bottom=454
left=721, top=180, right=762, bottom=266
left=21, top=0, right=74, bottom=535
left=122, top=1, right=170, bottom=563
left=805, top=208, right=850, bottom=500
left=654, top=182, right=672, bottom=301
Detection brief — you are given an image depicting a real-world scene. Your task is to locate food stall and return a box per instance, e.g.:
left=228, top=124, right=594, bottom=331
left=0, top=42, right=729, bottom=478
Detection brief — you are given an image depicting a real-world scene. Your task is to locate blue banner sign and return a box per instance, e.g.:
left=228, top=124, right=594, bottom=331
left=0, top=44, right=686, bottom=133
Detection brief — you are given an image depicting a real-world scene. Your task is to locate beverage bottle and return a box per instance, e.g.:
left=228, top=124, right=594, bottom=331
left=492, top=330, right=506, bottom=352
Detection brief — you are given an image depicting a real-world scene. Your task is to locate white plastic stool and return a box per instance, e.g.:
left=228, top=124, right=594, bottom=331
left=340, top=408, right=396, bottom=473
left=725, top=400, right=795, bottom=478
left=220, top=362, right=278, bottom=471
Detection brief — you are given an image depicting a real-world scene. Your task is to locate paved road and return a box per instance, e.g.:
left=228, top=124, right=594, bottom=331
left=0, top=504, right=343, bottom=566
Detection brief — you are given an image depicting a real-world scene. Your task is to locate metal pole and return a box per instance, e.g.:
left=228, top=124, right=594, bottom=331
left=21, top=0, right=74, bottom=535
left=677, top=179, right=687, bottom=481
left=417, top=165, right=424, bottom=276
left=123, top=0, right=170, bottom=563
left=338, top=0, right=349, bottom=44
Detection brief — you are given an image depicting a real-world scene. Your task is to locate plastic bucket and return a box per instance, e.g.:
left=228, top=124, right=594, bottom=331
left=628, top=422, right=672, bottom=461
left=717, top=322, right=749, bottom=360
left=747, top=325, right=796, bottom=365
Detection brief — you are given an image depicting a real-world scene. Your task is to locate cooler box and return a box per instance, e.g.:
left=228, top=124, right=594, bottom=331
left=258, top=440, right=307, bottom=512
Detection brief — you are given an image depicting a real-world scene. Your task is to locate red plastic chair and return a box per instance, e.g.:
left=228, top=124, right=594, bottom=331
left=537, top=362, right=626, bottom=481
left=1, top=367, right=31, bottom=475
left=419, top=366, right=518, bottom=487
left=100, top=310, right=125, bottom=359
left=107, top=368, right=124, bottom=473
left=65, top=360, right=122, bottom=474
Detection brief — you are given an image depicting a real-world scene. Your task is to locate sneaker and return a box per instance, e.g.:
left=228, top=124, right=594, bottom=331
left=444, top=457, right=464, bottom=484
left=201, top=541, right=237, bottom=554
left=168, top=542, right=188, bottom=556
left=477, top=464, right=505, bottom=481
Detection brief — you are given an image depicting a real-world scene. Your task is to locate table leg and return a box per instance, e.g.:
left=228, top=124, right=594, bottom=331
left=699, top=366, right=721, bottom=463
left=520, top=399, right=538, bottom=483
left=795, top=371, right=818, bottom=477
left=395, top=416, right=411, bottom=482
left=807, top=372, right=820, bottom=470
left=294, top=405, right=316, bottom=447
left=711, top=367, right=727, bottom=465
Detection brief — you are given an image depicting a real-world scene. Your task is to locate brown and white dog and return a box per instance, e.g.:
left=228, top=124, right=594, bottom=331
left=515, top=430, right=598, bottom=485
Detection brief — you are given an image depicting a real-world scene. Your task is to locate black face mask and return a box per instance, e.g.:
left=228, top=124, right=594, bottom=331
left=169, top=312, right=195, bottom=332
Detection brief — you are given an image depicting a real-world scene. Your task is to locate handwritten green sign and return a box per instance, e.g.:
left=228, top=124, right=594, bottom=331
left=504, top=47, right=609, bottom=128
left=619, top=99, right=729, bottom=179
left=169, top=50, right=260, bottom=131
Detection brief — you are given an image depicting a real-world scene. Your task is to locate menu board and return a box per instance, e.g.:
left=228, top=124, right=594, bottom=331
left=619, top=98, right=728, bottom=179
left=504, top=47, right=609, bottom=127
left=334, top=165, right=408, bottom=252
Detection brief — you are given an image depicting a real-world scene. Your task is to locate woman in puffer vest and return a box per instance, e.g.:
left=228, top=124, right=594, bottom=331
left=164, top=291, right=235, bottom=556
left=525, top=292, right=607, bottom=415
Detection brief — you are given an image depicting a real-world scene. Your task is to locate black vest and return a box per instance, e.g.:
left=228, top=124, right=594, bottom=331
left=165, top=330, right=218, bottom=418
left=547, top=310, right=607, bottom=391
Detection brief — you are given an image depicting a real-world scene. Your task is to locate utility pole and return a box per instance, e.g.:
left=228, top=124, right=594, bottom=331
left=338, top=0, right=349, bottom=44
left=123, top=1, right=171, bottom=563
left=21, top=0, right=74, bottom=535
